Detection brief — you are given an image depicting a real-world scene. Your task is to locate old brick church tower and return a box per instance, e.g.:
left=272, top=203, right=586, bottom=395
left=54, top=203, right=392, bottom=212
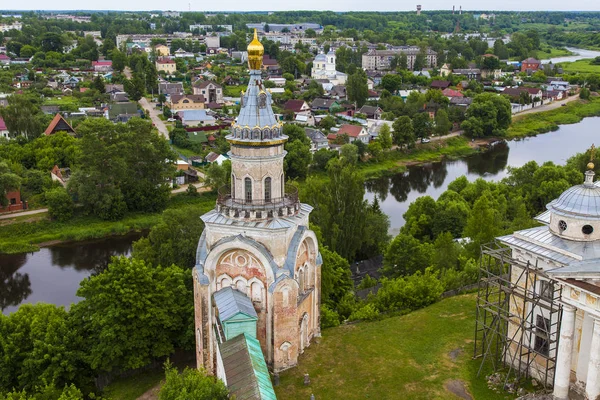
left=193, top=30, right=322, bottom=386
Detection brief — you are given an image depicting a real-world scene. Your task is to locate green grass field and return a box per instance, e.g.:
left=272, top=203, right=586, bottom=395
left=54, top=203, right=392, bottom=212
left=559, top=59, right=600, bottom=74
left=275, top=294, right=514, bottom=400
left=536, top=47, right=573, bottom=60
left=103, top=370, right=164, bottom=400
left=224, top=85, right=247, bottom=97
left=507, top=98, right=600, bottom=138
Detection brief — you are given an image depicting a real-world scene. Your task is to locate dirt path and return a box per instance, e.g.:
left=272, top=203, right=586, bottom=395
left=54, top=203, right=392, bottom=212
left=0, top=208, right=48, bottom=220
left=123, top=67, right=168, bottom=139
left=136, top=383, right=162, bottom=400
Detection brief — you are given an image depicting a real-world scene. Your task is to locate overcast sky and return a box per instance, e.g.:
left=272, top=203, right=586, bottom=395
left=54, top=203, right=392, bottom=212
left=2, top=0, right=599, bottom=12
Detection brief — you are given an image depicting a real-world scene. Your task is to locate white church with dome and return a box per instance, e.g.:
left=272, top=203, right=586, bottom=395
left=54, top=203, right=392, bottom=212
left=311, top=50, right=347, bottom=85
left=493, top=159, right=600, bottom=400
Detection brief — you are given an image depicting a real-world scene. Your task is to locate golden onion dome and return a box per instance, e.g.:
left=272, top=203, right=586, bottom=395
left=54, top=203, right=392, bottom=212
left=247, top=29, right=264, bottom=70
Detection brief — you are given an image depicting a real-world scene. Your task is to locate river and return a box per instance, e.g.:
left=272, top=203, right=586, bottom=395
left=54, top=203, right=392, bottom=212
left=2, top=117, right=599, bottom=314
left=0, top=232, right=143, bottom=315
left=365, top=117, right=600, bottom=234
left=543, top=47, right=600, bottom=64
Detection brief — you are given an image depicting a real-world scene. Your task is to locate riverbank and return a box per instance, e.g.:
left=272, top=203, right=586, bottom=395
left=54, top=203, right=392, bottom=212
left=507, top=98, right=600, bottom=138
left=0, top=193, right=217, bottom=254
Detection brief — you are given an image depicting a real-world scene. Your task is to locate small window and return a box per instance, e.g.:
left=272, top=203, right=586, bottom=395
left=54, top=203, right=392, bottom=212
left=583, top=225, right=594, bottom=235
left=245, top=178, right=252, bottom=203
left=539, top=281, right=553, bottom=301
left=534, top=315, right=550, bottom=356
left=265, top=177, right=271, bottom=202
left=558, top=220, right=567, bottom=232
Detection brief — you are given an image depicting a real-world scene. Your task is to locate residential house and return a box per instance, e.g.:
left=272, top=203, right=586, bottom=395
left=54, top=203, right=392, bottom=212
left=168, top=94, right=205, bottom=111
left=361, top=48, right=437, bottom=71
left=304, top=128, right=329, bottom=153
left=0, top=93, right=10, bottom=107
left=107, top=102, right=140, bottom=121
left=50, top=165, right=70, bottom=187
left=0, top=117, right=8, bottom=138
left=62, top=76, right=79, bottom=88
left=521, top=57, right=541, bottom=73
left=449, top=97, right=473, bottom=107
left=174, top=48, right=194, bottom=58
left=366, top=120, right=394, bottom=142
left=44, top=113, right=75, bottom=136
left=442, top=88, right=464, bottom=99
left=358, top=105, right=383, bottom=120
left=262, top=55, right=279, bottom=72
left=548, top=80, right=570, bottom=92
left=452, top=68, right=481, bottom=80
left=155, top=44, right=170, bottom=56
left=158, top=82, right=184, bottom=96
left=336, top=124, right=370, bottom=144
left=311, top=98, right=340, bottom=113
left=367, top=90, right=380, bottom=101
left=431, top=80, right=451, bottom=90
left=205, top=151, right=228, bottom=165
left=294, top=114, right=315, bottom=126
left=177, top=109, right=216, bottom=126
left=439, top=63, right=452, bottom=77
left=0, top=54, right=10, bottom=65
left=92, top=60, right=113, bottom=73
left=284, top=99, right=310, bottom=116
left=192, top=80, right=223, bottom=104
left=0, top=191, right=26, bottom=213
left=111, top=92, right=130, bottom=102
left=105, top=84, right=124, bottom=94
left=156, top=58, right=176, bottom=73
left=330, top=85, right=347, bottom=100
left=502, top=87, right=543, bottom=102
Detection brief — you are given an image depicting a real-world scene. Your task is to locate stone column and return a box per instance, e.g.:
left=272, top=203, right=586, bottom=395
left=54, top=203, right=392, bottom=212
left=554, top=305, right=576, bottom=400
left=586, top=316, right=600, bottom=400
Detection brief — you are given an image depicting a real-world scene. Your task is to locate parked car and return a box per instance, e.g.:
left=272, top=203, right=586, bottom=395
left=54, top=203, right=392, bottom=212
left=167, top=118, right=176, bottom=122
left=421, top=138, right=431, bottom=143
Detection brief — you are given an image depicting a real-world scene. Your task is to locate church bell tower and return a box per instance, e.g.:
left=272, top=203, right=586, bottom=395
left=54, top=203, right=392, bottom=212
left=193, top=29, right=322, bottom=376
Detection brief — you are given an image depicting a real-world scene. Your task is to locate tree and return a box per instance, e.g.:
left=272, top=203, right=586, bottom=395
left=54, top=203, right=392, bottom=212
left=0, top=304, right=90, bottom=393
left=70, top=257, right=193, bottom=373
left=463, top=190, right=503, bottom=257
left=110, top=49, right=127, bottom=72
left=312, top=148, right=338, bottom=171
left=319, top=115, right=337, bottom=131
left=0, top=95, right=44, bottom=140
left=382, top=234, right=433, bottom=278
left=461, top=93, right=512, bottom=137
left=413, top=113, right=432, bottom=140
left=284, top=140, right=312, bottom=179
left=392, top=116, right=415, bottom=149
left=133, top=207, right=206, bottom=269
left=0, top=162, right=21, bottom=207
left=303, top=159, right=371, bottom=261
left=45, top=187, right=74, bottom=222
left=91, top=76, right=105, bottom=93
left=339, top=143, right=358, bottom=165
left=346, top=69, right=368, bottom=107
left=68, top=119, right=175, bottom=220
left=378, top=123, right=393, bottom=150
left=159, top=363, right=228, bottom=400
left=434, top=109, right=452, bottom=135
left=368, top=141, right=383, bottom=162
left=201, top=160, right=231, bottom=192
left=381, top=74, right=402, bottom=93
left=124, top=75, right=145, bottom=101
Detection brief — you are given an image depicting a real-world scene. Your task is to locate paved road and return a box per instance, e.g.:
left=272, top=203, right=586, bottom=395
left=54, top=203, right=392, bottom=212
left=515, top=95, right=579, bottom=116
left=0, top=208, right=48, bottom=220
left=123, top=67, right=169, bottom=139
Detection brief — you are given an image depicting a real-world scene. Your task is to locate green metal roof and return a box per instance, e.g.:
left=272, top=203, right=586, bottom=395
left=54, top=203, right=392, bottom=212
left=220, top=333, right=277, bottom=400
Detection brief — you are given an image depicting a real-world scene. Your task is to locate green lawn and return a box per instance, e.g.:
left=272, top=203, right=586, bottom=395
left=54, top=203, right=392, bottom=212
left=559, top=59, right=600, bottom=74
left=276, top=294, right=514, bottom=400
left=103, top=369, right=164, bottom=400
left=536, top=47, right=573, bottom=60
left=507, top=98, right=600, bottom=138
left=0, top=193, right=217, bottom=254
left=224, top=85, right=247, bottom=97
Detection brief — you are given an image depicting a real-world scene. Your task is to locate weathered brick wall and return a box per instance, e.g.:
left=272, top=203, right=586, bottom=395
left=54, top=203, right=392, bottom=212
left=272, top=278, right=300, bottom=372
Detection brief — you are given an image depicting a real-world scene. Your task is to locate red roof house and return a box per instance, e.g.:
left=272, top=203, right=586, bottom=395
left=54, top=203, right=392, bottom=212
left=283, top=100, right=310, bottom=115
left=44, top=113, right=75, bottom=136
left=442, top=88, right=464, bottom=98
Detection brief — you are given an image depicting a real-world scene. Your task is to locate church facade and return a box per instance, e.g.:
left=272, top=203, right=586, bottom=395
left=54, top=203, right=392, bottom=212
left=311, top=50, right=347, bottom=85
left=482, top=160, right=600, bottom=400
left=193, top=31, right=322, bottom=390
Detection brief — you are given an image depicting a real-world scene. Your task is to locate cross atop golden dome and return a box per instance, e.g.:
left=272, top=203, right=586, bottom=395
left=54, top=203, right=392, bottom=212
left=247, top=29, right=264, bottom=70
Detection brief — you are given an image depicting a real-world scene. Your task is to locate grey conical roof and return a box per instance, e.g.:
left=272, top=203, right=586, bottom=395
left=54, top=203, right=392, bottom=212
left=235, top=70, right=279, bottom=129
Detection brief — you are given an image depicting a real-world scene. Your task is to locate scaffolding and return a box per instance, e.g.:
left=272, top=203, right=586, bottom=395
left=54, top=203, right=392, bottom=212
left=473, top=241, right=563, bottom=389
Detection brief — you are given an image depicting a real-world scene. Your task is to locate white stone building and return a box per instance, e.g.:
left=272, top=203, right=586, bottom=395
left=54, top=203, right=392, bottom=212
left=311, top=51, right=347, bottom=85
left=361, top=47, right=437, bottom=71
left=193, top=31, right=322, bottom=395
left=491, top=163, right=600, bottom=399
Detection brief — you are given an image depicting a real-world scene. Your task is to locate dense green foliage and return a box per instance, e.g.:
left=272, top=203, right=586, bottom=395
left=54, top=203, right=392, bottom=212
left=45, top=187, right=74, bottom=221
left=158, top=363, right=228, bottom=400
left=68, top=118, right=175, bottom=220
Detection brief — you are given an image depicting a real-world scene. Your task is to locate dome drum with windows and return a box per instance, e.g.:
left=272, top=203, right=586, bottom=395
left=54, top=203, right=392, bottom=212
left=547, top=158, right=600, bottom=241
left=219, top=29, right=297, bottom=221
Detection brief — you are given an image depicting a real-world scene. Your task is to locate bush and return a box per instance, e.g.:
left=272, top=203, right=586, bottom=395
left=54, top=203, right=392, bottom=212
left=348, top=303, right=379, bottom=322
left=186, top=183, right=199, bottom=196
left=159, top=363, right=228, bottom=400
left=45, top=187, right=74, bottom=222
left=374, top=268, right=444, bottom=313
left=320, top=305, right=341, bottom=329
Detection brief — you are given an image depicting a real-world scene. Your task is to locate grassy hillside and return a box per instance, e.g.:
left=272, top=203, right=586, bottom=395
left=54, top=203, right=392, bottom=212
left=276, top=294, right=515, bottom=400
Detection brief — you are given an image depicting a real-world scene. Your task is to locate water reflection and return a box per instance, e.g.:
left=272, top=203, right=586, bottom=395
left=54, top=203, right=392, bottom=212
left=366, top=117, right=600, bottom=232
left=0, top=253, right=32, bottom=311
left=0, top=232, right=143, bottom=314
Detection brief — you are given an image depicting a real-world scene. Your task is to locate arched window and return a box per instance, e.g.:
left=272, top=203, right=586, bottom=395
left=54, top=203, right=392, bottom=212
left=282, top=287, right=289, bottom=307
left=236, top=279, right=246, bottom=293
left=251, top=281, right=262, bottom=302
left=265, top=177, right=271, bottom=202
left=245, top=178, right=252, bottom=203
left=298, top=268, right=304, bottom=293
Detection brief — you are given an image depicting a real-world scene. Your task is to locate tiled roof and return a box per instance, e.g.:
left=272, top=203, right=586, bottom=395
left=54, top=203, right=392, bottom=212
left=338, top=124, right=364, bottom=137
left=170, top=94, right=205, bottom=103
